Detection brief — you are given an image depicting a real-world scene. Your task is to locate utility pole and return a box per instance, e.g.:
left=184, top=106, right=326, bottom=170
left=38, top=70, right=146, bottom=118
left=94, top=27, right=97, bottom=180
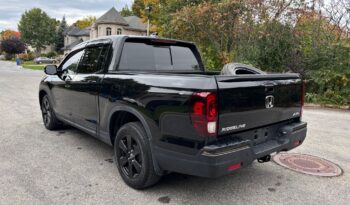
left=145, top=5, right=152, bottom=36
left=147, top=19, right=150, bottom=36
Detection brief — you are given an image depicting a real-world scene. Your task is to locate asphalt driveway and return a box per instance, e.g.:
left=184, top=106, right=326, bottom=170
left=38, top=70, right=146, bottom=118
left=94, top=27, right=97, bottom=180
left=0, top=61, right=349, bottom=205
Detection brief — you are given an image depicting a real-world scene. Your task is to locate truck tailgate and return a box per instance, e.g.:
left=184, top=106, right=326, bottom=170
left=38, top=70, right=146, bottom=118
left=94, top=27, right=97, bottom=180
left=215, top=74, right=302, bottom=136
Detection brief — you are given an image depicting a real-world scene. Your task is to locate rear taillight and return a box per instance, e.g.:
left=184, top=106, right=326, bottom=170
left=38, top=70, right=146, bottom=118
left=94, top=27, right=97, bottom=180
left=301, top=81, right=305, bottom=117
left=190, top=92, right=218, bottom=137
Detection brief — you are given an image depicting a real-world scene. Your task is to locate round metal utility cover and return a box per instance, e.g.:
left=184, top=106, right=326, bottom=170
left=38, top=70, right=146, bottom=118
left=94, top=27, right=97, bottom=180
left=273, top=153, right=342, bottom=177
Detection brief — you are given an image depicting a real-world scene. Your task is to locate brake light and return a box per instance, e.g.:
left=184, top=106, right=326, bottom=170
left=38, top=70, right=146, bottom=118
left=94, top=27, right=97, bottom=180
left=301, top=81, right=305, bottom=117
left=151, top=39, right=177, bottom=44
left=190, top=92, right=218, bottom=137
left=228, top=163, right=241, bottom=171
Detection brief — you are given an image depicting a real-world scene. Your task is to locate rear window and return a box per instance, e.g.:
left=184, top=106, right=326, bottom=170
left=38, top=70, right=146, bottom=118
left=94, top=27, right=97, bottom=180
left=118, top=41, right=201, bottom=71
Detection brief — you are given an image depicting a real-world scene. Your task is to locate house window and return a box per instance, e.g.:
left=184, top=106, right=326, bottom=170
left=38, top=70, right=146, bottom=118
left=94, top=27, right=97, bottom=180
left=117, top=28, right=122, bottom=35
left=106, top=27, right=112, bottom=36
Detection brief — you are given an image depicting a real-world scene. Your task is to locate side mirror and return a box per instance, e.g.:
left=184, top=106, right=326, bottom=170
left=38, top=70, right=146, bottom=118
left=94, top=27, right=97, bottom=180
left=44, top=65, right=58, bottom=75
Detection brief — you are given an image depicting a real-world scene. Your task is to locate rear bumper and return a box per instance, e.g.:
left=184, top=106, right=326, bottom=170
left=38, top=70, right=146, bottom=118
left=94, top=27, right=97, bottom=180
left=155, top=121, right=307, bottom=178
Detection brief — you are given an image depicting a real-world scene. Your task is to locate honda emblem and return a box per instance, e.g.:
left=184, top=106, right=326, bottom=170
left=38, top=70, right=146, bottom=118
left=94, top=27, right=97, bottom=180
left=265, top=95, right=274, bottom=108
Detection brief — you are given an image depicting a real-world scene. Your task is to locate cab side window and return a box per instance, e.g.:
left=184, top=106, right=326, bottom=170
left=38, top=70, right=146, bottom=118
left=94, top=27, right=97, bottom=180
left=78, top=45, right=110, bottom=74
left=60, top=50, right=84, bottom=75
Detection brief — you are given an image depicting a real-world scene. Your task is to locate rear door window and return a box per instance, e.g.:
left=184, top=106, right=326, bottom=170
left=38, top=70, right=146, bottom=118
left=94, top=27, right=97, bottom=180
left=118, top=41, right=201, bottom=71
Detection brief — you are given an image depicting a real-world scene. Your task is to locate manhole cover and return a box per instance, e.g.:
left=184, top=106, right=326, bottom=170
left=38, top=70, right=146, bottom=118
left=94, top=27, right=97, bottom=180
left=273, top=153, right=342, bottom=177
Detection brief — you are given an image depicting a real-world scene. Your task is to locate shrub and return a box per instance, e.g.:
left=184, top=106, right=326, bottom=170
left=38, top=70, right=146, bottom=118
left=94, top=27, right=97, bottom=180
left=5, top=53, right=14, bottom=60
left=18, top=53, right=34, bottom=61
left=306, top=69, right=350, bottom=105
left=0, top=37, right=26, bottom=55
left=44, top=51, right=57, bottom=58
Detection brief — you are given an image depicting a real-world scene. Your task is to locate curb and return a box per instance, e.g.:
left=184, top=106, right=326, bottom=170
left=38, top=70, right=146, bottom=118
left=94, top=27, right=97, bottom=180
left=305, top=103, right=350, bottom=111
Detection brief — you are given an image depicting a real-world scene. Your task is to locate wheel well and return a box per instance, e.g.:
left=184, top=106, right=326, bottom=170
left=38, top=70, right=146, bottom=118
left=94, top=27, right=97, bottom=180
left=39, top=90, right=47, bottom=106
left=109, top=111, right=140, bottom=145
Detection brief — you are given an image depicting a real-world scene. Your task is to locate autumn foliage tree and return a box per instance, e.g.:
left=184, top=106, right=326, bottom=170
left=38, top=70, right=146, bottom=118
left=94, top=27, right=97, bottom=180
left=132, top=0, right=145, bottom=17
left=129, top=0, right=350, bottom=105
left=0, top=29, right=20, bottom=40
left=75, top=16, right=96, bottom=29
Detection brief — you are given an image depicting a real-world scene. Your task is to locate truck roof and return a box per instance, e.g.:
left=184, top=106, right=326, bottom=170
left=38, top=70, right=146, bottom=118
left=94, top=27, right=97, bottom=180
left=72, top=35, right=196, bottom=52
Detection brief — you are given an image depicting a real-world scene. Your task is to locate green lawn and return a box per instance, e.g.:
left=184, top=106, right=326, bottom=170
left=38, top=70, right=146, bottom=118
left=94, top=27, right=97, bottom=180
left=21, top=61, right=45, bottom=70
left=2, top=60, right=44, bottom=70
left=23, top=61, right=36, bottom=65
left=22, top=63, right=45, bottom=70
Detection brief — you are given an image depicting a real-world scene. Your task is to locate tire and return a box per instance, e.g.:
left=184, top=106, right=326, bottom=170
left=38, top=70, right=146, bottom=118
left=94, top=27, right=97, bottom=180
left=114, top=122, right=161, bottom=189
left=41, top=95, right=62, bottom=130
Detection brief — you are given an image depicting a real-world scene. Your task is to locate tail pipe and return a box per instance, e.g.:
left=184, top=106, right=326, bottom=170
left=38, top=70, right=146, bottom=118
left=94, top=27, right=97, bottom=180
left=257, top=155, right=271, bottom=163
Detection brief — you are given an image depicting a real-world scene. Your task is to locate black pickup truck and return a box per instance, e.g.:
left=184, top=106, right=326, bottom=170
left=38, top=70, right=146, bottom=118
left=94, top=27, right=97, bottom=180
left=39, top=36, right=307, bottom=189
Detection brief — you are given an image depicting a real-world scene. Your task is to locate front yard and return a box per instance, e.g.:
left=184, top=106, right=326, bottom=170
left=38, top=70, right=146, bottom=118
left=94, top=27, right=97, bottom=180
left=21, top=61, right=45, bottom=70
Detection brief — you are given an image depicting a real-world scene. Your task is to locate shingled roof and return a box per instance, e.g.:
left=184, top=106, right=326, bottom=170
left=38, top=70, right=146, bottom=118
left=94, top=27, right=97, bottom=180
left=124, top=16, right=147, bottom=31
left=95, top=7, right=128, bottom=25
left=64, top=39, right=83, bottom=50
left=63, top=26, right=90, bottom=37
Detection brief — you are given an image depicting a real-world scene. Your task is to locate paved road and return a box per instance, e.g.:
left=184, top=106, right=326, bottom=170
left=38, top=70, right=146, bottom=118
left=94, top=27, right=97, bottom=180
left=0, top=61, right=349, bottom=205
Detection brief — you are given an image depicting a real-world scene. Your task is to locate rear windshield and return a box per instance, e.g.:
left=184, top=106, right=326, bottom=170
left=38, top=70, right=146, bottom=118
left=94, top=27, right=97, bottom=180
left=118, top=39, right=202, bottom=71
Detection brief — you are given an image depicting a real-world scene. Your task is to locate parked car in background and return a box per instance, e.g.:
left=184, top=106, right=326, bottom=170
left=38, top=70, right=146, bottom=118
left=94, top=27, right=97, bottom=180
left=34, top=57, right=56, bottom=64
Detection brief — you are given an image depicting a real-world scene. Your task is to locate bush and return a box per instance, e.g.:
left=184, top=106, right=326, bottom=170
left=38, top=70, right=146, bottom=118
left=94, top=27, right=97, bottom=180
left=5, top=53, right=14, bottom=60
left=306, top=69, right=350, bottom=105
left=44, top=51, right=57, bottom=58
left=0, top=37, right=26, bottom=55
left=18, top=53, right=34, bottom=61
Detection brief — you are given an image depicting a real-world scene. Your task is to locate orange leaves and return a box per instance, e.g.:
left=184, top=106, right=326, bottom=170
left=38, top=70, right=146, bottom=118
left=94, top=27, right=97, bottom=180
left=1, top=30, right=20, bottom=40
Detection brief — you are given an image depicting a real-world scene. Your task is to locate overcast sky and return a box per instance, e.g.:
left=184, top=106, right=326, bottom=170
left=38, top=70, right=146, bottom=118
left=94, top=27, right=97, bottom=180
left=0, top=0, right=133, bottom=31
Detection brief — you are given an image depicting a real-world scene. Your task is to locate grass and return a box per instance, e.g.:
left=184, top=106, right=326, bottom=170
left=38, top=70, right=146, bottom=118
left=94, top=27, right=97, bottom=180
left=21, top=60, right=45, bottom=70
left=23, top=60, right=36, bottom=65
left=1, top=59, right=44, bottom=70
left=22, top=64, right=45, bottom=70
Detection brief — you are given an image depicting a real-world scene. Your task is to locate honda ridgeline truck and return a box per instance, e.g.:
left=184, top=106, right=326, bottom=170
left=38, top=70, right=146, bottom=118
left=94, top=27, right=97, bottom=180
left=39, top=36, right=307, bottom=189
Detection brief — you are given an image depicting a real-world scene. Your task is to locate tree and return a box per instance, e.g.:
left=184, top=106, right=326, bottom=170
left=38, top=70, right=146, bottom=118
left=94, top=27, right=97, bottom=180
left=75, top=16, right=96, bottom=29
left=0, top=37, right=26, bottom=59
left=55, top=16, right=67, bottom=52
left=170, top=1, right=245, bottom=67
left=120, top=5, right=133, bottom=17
left=0, top=29, right=19, bottom=40
left=134, top=0, right=350, bottom=105
left=18, top=8, right=56, bottom=55
left=131, top=0, right=162, bottom=33
left=132, top=0, right=145, bottom=17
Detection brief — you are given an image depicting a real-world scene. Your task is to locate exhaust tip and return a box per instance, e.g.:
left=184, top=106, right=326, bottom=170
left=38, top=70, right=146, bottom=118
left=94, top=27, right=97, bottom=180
left=258, top=155, right=271, bottom=163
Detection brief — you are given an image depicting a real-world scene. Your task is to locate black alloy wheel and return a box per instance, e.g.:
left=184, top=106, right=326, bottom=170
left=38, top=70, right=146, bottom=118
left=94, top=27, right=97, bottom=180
left=41, top=96, right=52, bottom=127
left=114, top=122, right=160, bottom=189
left=118, top=134, right=143, bottom=178
left=41, top=95, right=61, bottom=130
